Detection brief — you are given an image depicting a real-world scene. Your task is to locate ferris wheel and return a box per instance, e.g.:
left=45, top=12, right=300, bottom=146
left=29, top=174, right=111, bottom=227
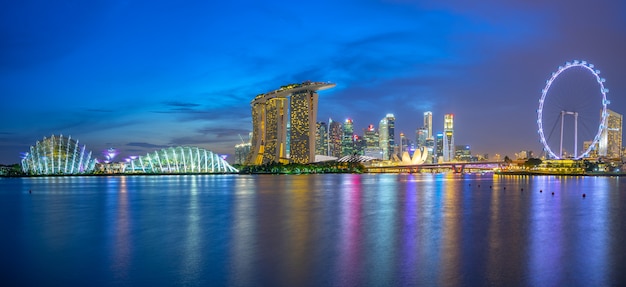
left=537, top=60, right=609, bottom=159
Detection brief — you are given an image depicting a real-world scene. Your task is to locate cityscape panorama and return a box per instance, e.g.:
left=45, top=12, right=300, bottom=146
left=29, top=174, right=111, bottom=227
left=4, top=68, right=625, bottom=176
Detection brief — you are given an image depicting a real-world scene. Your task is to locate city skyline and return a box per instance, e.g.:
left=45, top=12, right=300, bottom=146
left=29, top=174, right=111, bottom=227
left=2, top=0, right=626, bottom=164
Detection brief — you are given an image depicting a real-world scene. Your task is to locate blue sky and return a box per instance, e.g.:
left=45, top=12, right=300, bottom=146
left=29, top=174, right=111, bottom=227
left=1, top=0, right=626, bottom=164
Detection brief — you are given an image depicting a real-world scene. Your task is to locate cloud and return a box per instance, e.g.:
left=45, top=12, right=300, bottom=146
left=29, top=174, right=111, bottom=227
left=126, top=142, right=171, bottom=149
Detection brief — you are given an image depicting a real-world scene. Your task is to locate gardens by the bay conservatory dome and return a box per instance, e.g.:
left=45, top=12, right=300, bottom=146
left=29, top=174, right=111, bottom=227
left=21, top=134, right=96, bottom=175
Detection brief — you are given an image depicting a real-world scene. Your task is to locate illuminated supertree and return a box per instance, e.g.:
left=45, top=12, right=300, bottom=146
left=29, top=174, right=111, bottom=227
left=103, top=148, right=119, bottom=163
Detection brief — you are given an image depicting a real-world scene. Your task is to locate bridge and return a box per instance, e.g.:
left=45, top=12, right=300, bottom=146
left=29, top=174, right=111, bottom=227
left=365, top=161, right=505, bottom=174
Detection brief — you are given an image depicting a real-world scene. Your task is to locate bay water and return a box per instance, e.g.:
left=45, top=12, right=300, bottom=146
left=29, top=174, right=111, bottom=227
left=1, top=174, right=625, bottom=286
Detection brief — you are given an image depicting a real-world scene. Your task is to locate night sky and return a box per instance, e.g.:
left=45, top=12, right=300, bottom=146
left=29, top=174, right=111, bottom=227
left=1, top=0, right=626, bottom=164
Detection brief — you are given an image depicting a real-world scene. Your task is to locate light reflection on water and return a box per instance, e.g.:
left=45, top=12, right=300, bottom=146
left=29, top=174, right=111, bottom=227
left=1, top=174, right=626, bottom=286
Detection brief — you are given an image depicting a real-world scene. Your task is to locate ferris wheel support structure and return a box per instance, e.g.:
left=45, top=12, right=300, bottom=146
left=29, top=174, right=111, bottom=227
left=559, top=111, right=578, bottom=158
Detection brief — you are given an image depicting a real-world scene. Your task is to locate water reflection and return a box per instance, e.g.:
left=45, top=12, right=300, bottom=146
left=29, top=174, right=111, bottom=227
left=228, top=176, right=257, bottom=286
left=110, top=176, right=131, bottom=282
left=2, top=174, right=626, bottom=286
left=337, top=174, right=362, bottom=286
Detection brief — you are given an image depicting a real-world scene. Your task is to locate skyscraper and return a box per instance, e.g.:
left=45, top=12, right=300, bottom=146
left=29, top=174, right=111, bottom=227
left=328, top=118, right=343, bottom=158
left=315, top=122, right=328, bottom=156
left=247, top=81, right=335, bottom=165
left=416, top=127, right=428, bottom=148
left=363, top=124, right=382, bottom=159
left=435, top=133, right=444, bottom=163
left=598, top=109, right=623, bottom=158
left=443, top=114, right=455, bottom=162
left=424, top=111, right=433, bottom=140
left=379, top=114, right=395, bottom=160
left=341, top=119, right=355, bottom=156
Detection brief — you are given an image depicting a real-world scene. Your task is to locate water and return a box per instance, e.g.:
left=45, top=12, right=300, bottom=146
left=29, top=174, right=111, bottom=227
left=1, top=174, right=625, bottom=286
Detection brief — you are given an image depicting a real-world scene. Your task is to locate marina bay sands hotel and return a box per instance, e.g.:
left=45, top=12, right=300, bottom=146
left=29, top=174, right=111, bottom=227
left=246, top=81, right=335, bottom=165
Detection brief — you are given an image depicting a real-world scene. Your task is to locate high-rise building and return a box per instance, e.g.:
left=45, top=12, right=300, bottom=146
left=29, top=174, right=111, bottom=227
left=435, top=133, right=444, bottom=163
left=416, top=127, right=428, bottom=148
left=315, top=122, right=328, bottom=156
left=455, top=145, right=471, bottom=161
left=424, top=111, right=433, bottom=140
left=363, top=124, right=379, bottom=147
left=247, top=81, right=335, bottom=165
left=598, top=109, right=623, bottom=159
left=379, top=114, right=395, bottom=160
left=234, top=143, right=251, bottom=165
left=328, top=118, right=343, bottom=158
left=341, top=119, right=355, bottom=156
left=443, top=114, right=455, bottom=162
left=399, top=132, right=410, bottom=156
left=363, top=124, right=383, bottom=159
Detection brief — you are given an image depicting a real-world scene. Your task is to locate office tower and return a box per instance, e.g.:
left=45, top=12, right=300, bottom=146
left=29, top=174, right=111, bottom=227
left=443, top=114, right=455, bottom=162
left=416, top=127, right=428, bottom=148
left=363, top=124, right=383, bottom=159
left=328, top=118, right=343, bottom=158
left=363, top=124, right=379, bottom=147
left=424, top=111, right=433, bottom=140
left=435, top=133, right=444, bottom=163
left=455, top=145, right=471, bottom=161
left=315, top=122, right=328, bottom=156
left=399, top=132, right=410, bottom=156
left=598, top=109, right=623, bottom=158
left=342, top=119, right=355, bottom=156
left=354, top=135, right=366, bottom=156
left=247, top=81, right=335, bottom=165
left=379, top=114, right=395, bottom=160
left=234, top=142, right=251, bottom=165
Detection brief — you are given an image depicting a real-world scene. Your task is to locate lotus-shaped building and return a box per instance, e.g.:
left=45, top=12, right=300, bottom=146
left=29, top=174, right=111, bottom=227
left=21, top=134, right=96, bottom=175
left=396, top=147, right=429, bottom=165
left=127, top=146, right=238, bottom=173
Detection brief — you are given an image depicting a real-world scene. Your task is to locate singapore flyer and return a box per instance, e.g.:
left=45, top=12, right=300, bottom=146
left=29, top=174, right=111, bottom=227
left=537, top=60, right=609, bottom=159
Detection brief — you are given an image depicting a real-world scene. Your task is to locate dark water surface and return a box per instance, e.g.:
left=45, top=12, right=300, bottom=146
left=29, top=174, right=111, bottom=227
left=1, top=174, right=625, bottom=286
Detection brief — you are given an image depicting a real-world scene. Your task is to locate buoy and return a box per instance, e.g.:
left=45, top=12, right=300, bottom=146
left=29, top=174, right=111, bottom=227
left=29, top=189, right=31, bottom=194
left=469, top=184, right=471, bottom=186
left=503, top=187, right=506, bottom=190
left=583, top=193, right=586, bottom=198
left=552, top=192, right=554, bottom=195
left=521, top=188, right=524, bottom=191
left=489, top=186, right=492, bottom=189
left=540, top=190, right=543, bottom=193
left=478, top=185, right=480, bottom=188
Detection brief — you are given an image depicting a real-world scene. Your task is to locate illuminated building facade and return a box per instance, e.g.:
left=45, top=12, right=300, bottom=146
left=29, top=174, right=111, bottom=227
left=315, top=122, right=328, bottom=156
left=379, top=114, right=395, bottom=160
left=598, top=109, right=623, bottom=159
left=341, top=119, right=355, bottom=156
left=455, top=145, right=471, bottom=161
left=21, top=134, right=96, bottom=175
left=247, top=81, right=335, bottom=165
left=235, top=142, right=251, bottom=165
left=435, top=133, right=444, bottom=162
left=328, top=119, right=342, bottom=158
left=363, top=124, right=382, bottom=159
left=416, top=127, right=428, bottom=148
left=443, top=114, right=455, bottom=162
left=424, top=111, right=433, bottom=140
